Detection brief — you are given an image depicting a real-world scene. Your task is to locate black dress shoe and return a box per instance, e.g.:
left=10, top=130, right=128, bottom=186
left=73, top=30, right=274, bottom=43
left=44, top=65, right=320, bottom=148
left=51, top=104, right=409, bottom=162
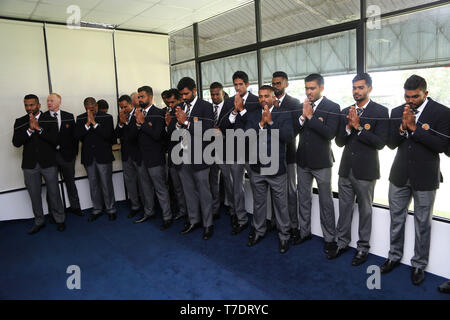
left=380, top=259, right=400, bottom=274
left=279, top=239, right=290, bottom=254
left=108, top=213, right=117, bottom=221
left=213, top=213, right=220, bottom=221
left=327, top=246, right=348, bottom=260
left=174, top=212, right=185, bottom=221
left=324, top=241, right=337, bottom=254
left=180, top=223, right=201, bottom=235
left=134, top=215, right=153, bottom=224
left=352, top=251, right=369, bottom=266
left=411, top=267, right=425, bottom=285
left=57, top=223, right=66, bottom=232
left=248, top=227, right=256, bottom=240
left=438, top=280, right=450, bottom=294
left=67, top=207, right=84, bottom=216
left=160, top=219, right=173, bottom=230
left=127, top=209, right=140, bottom=219
left=28, top=224, right=45, bottom=235
left=293, top=233, right=312, bottom=246
left=247, top=234, right=264, bottom=247
left=203, top=226, right=214, bottom=240
left=230, top=215, right=238, bottom=228
left=231, top=222, right=248, bottom=235
left=88, top=213, right=103, bottom=222
left=290, top=228, right=300, bottom=243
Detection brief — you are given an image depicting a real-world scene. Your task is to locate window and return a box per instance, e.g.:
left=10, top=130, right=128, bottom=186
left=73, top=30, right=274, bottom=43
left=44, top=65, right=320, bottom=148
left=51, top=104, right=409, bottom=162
left=367, top=0, right=439, bottom=15
left=169, top=26, right=195, bottom=64
left=198, top=2, right=256, bottom=57
left=170, top=61, right=196, bottom=88
left=261, top=0, right=360, bottom=41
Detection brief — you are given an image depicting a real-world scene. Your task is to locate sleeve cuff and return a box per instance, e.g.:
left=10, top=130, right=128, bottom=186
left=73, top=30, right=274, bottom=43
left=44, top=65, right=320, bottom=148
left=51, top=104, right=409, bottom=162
left=27, top=129, right=34, bottom=136
left=239, top=109, right=247, bottom=116
left=85, top=125, right=90, bottom=131
left=93, top=123, right=99, bottom=129
left=345, top=128, right=352, bottom=136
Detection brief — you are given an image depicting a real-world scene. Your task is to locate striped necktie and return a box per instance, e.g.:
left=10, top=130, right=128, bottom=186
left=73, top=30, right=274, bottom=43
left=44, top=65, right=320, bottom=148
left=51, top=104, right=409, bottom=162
left=185, top=102, right=192, bottom=118
left=356, top=107, right=364, bottom=117
left=213, top=105, right=219, bottom=125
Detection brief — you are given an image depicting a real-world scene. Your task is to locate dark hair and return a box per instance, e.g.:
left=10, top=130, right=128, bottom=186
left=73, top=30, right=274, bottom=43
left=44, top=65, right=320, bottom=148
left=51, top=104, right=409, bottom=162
left=210, top=82, right=224, bottom=90
left=259, top=85, right=274, bottom=92
left=404, top=75, right=427, bottom=92
left=177, top=77, right=196, bottom=91
left=138, top=86, right=153, bottom=96
left=305, top=73, right=324, bottom=86
left=224, top=92, right=230, bottom=100
left=97, top=99, right=109, bottom=110
left=165, top=88, right=181, bottom=100
left=232, top=71, right=249, bottom=84
left=272, top=71, right=288, bottom=80
left=24, top=94, right=39, bottom=103
left=118, top=95, right=131, bottom=104
left=352, top=73, right=372, bottom=87
left=161, top=90, right=169, bottom=99
left=84, top=97, right=96, bottom=106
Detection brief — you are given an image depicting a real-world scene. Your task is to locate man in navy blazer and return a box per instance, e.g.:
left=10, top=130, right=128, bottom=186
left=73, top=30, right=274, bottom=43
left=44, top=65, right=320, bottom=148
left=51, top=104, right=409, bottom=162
left=329, top=73, right=389, bottom=265
left=170, top=77, right=215, bottom=240
left=44, top=93, right=81, bottom=217
left=241, top=85, right=294, bottom=253
left=219, top=71, right=259, bottom=235
left=293, top=74, right=340, bottom=255
left=75, top=97, right=116, bottom=222
left=380, top=75, right=450, bottom=285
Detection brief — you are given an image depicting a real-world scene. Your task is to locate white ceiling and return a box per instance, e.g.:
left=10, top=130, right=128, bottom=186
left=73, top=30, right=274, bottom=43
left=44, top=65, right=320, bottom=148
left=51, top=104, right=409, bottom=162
left=0, top=0, right=253, bottom=34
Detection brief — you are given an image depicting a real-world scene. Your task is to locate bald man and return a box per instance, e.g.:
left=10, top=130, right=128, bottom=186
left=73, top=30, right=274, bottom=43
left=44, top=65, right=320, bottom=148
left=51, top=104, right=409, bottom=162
left=44, top=93, right=82, bottom=216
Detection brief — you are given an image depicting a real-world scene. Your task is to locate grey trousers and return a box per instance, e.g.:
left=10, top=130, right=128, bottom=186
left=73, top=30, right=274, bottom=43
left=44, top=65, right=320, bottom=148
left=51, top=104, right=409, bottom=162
left=336, top=170, right=376, bottom=252
left=170, top=166, right=187, bottom=217
left=122, top=158, right=142, bottom=211
left=287, top=163, right=298, bottom=229
left=24, top=164, right=65, bottom=226
left=85, top=160, right=116, bottom=215
left=388, top=182, right=436, bottom=269
left=178, top=165, right=213, bottom=228
left=250, top=170, right=290, bottom=241
left=297, top=166, right=336, bottom=242
left=147, top=165, right=172, bottom=222
left=210, top=163, right=234, bottom=216
left=56, top=152, right=80, bottom=210
left=230, top=163, right=247, bottom=225
left=136, top=163, right=155, bottom=217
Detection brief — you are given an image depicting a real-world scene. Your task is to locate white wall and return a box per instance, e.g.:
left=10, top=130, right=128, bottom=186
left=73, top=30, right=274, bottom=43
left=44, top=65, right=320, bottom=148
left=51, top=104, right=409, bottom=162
left=0, top=19, right=170, bottom=209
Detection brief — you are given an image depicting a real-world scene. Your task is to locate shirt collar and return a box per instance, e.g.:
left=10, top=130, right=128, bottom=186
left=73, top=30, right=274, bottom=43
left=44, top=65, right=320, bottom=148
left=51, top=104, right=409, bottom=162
left=242, top=92, right=249, bottom=103
left=277, top=93, right=286, bottom=105
left=50, top=109, right=60, bottom=116
left=415, top=98, right=428, bottom=113
left=186, top=96, right=198, bottom=108
left=261, top=106, right=275, bottom=113
left=356, top=99, right=371, bottom=111
left=34, top=111, right=42, bottom=120
left=312, top=96, right=324, bottom=108
left=143, top=105, right=153, bottom=113
left=214, top=100, right=224, bottom=109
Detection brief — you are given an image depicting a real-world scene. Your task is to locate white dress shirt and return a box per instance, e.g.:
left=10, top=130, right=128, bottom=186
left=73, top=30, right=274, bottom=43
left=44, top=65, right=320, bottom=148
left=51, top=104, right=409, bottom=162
left=346, top=99, right=371, bottom=136
left=27, top=112, right=43, bottom=136
left=299, top=96, right=324, bottom=126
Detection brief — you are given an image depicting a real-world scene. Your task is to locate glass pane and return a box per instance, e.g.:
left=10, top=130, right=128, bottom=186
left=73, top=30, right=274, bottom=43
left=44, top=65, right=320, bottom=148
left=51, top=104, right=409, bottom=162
left=369, top=67, right=450, bottom=220
left=201, top=51, right=258, bottom=90
left=261, top=30, right=356, bottom=83
left=261, top=0, right=360, bottom=41
left=170, top=61, right=196, bottom=88
left=367, top=0, right=439, bottom=15
left=367, top=5, right=450, bottom=71
left=169, top=26, right=194, bottom=64
left=198, top=3, right=256, bottom=57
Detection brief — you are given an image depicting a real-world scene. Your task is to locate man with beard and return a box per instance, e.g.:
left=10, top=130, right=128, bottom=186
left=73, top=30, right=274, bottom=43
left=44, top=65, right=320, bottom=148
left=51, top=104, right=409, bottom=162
left=44, top=93, right=82, bottom=217
left=75, top=97, right=117, bottom=221
left=242, top=85, right=294, bottom=253
left=380, top=75, right=450, bottom=285
left=164, top=88, right=187, bottom=221
left=13, top=94, right=66, bottom=234
left=116, top=94, right=143, bottom=219
left=169, top=77, right=215, bottom=240
left=209, top=82, right=234, bottom=221
left=220, top=71, right=259, bottom=235
left=134, top=86, right=173, bottom=230
left=293, top=73, right=340, bottom=256
left=271, top=71, right=302, bottom=242
left=328, top=73, right=389, bottom=265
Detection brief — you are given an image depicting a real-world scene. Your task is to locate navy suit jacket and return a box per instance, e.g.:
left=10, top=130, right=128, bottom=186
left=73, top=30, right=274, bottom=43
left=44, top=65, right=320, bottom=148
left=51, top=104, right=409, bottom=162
left=388, top=98, right=450, bottom=191
left=75, top=111, right=115, bottom=166
left=43, top=110, right=78, bottom=162
left=243, top=106, right=294, bottom=176
left=294, top=96, right=340, bottom=169
left=279, top=94, right=301, bottom=164
left=335, top=101, right=389, bottom=181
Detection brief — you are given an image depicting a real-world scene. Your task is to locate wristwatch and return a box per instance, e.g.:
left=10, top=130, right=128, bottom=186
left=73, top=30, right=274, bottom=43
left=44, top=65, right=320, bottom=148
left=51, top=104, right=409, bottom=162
left=357, top=126, right=363, bottom=132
